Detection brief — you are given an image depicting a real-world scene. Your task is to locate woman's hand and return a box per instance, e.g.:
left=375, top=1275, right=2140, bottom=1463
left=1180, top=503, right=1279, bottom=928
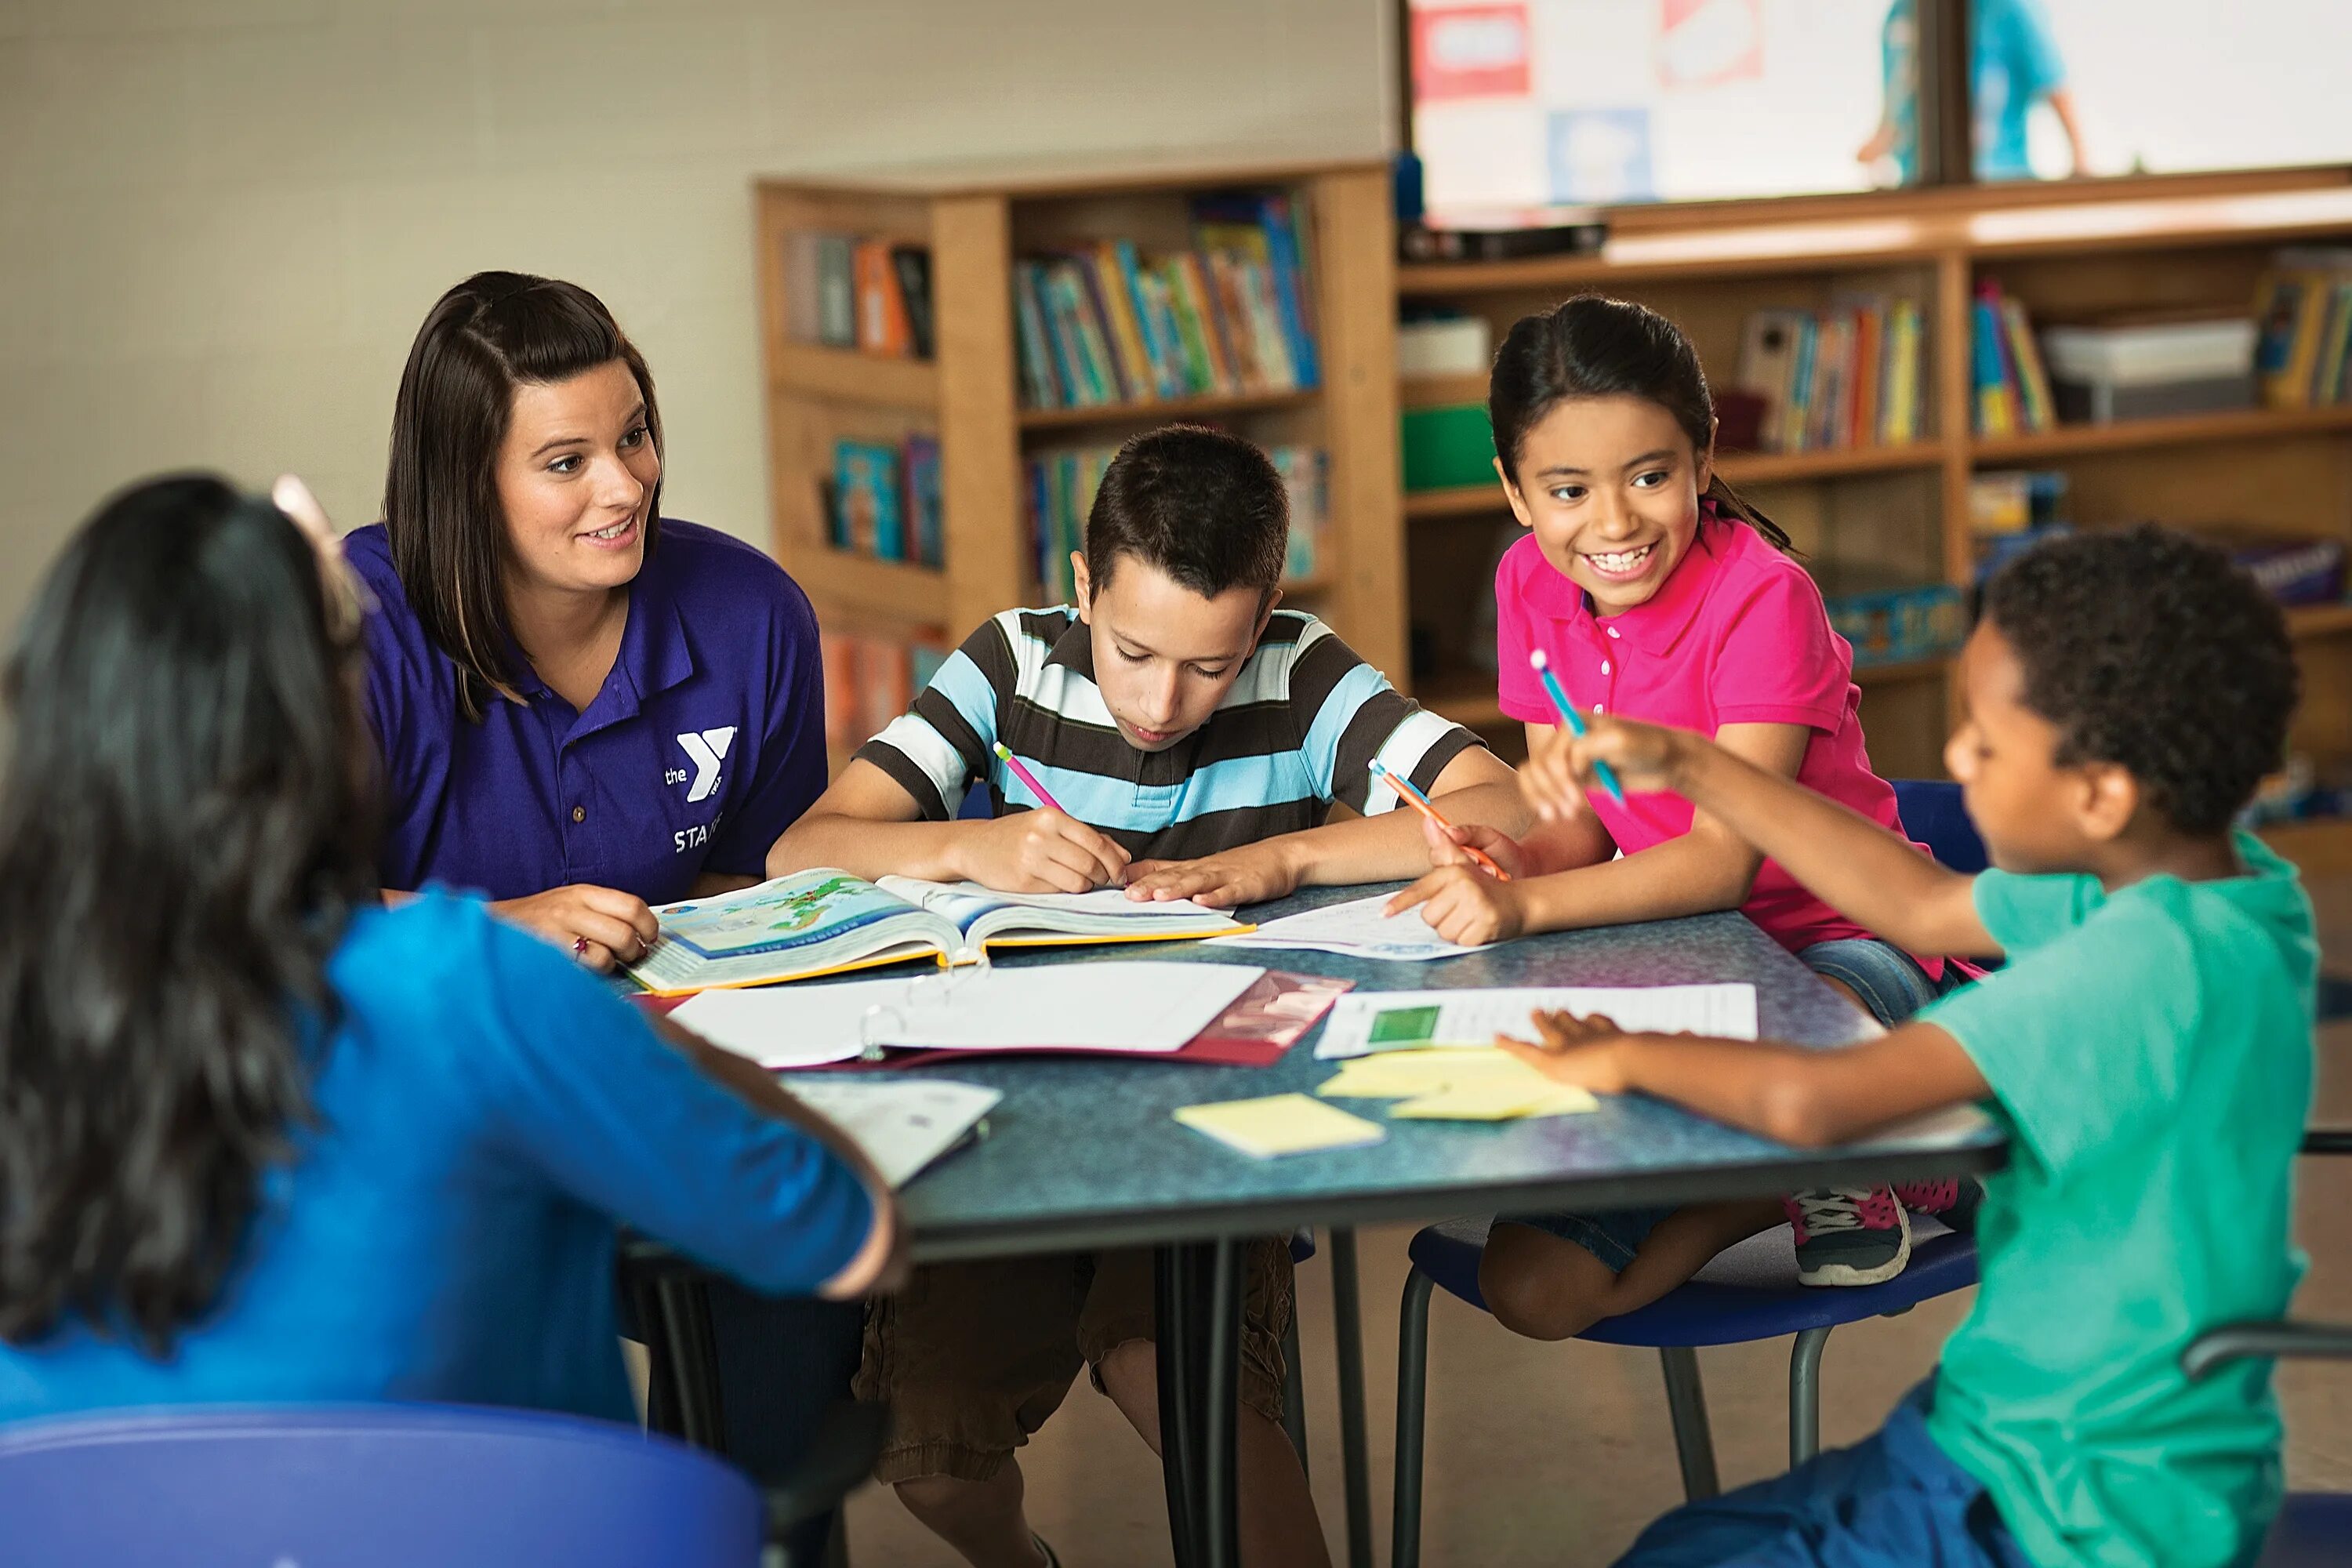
left=491, top=884, right=661, bottom=972
left=1521, top=711, right=1693, bottom=824
left=1385, top=864, right=1526, bottom=946
left=1494, top=1008, right=1636, bottom=1094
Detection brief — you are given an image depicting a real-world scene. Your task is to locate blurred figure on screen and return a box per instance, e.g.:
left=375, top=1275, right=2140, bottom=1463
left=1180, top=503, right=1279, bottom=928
left=1860, top=0, right=2089, bottom=183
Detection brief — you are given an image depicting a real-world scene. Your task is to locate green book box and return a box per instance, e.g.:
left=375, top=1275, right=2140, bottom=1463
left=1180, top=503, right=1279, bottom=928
left=1400, top=403, right=1496, bottom=492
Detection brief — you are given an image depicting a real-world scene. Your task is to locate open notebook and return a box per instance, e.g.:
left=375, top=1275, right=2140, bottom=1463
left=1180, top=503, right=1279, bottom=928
left=625, top=869, right=1251, bottom=996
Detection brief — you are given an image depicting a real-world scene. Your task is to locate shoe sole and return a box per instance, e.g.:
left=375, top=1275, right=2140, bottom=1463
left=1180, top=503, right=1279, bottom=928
left=1796, top=1207, right=1912, bottom=1287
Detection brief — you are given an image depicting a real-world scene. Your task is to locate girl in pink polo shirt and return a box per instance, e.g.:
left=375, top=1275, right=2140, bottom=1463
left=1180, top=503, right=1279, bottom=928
left=1392, top=296, right=1973, bottom=1327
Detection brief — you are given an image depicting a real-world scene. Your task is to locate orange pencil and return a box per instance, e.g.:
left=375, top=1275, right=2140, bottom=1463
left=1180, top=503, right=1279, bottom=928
left=1368, top=759, right=1510, bottom=881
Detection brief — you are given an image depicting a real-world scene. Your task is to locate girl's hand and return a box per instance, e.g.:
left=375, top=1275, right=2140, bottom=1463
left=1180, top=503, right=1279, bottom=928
left=1418, top=813, right=1526, bottom=880
left=1385, top=864, right=1526, bottom=946
left=1521, top=712, right=1692, bottom=824
left=1495, top=1009, right=1635, bottom=1094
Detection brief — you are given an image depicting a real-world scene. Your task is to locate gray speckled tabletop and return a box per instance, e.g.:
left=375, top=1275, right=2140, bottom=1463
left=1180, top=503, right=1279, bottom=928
left=819, top=884, right=2004, bottom=1262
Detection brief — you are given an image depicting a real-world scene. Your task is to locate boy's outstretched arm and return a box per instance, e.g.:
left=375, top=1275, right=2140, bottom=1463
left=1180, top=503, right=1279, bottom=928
left=1123, top=746, right=1530, bottom=908
left=1501, top=1009, right=1991, bottom=1149
left=766, top=758, right=1131, bottom=895
left=1537, top=715, right=2001, bottom=959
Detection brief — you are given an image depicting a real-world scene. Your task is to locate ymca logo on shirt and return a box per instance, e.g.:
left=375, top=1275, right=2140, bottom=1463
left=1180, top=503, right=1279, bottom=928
left=671, top=727, right=737, bottom=803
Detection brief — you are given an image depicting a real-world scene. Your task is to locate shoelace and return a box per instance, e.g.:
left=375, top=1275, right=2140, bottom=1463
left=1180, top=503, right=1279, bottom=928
left=1795, top=1188, right=1877, bottom=1236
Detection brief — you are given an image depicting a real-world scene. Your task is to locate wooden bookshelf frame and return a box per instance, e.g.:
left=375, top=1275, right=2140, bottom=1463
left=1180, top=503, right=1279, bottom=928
left=755, top=154, right=1404, bottom=700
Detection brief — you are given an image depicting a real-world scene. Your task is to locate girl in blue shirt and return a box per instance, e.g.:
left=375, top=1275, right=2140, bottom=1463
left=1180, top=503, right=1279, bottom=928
left=0, top=476, right=896, bottom=1427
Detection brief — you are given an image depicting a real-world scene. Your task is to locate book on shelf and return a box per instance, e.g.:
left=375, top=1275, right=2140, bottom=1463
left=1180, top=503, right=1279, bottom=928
left=1024, top=441, right=1328, bottom=601
left=820, top=627, right=950, bottom=756
left=1731, top=297, right=1922, bottom=453
left=1970, top=280, right=2056, bottom=437
left=1011, top=193, right=1321, bottom=412
left=827, top=436, right=945, bottom=570
left=782, top=230, right=932, bottom=360
left=626, top=869, right=1252, bottom=995
left=2254, top=248, right=2352, bottom=409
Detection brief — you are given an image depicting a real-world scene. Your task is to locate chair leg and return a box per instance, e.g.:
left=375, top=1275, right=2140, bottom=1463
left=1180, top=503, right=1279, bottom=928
left=1280, top=1295, right=1311, bottom=1483
left=1330, top=1228, right=1373, bottom=1568
left=1657, top=1348, right=1720, bottom=1502
left=1788, top=1327, right=1831, bottom=1468
left=1391, top=1268, right=1437, bottom=1568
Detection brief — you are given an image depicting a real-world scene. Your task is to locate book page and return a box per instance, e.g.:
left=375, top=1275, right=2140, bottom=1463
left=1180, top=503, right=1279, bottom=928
left=655, top=869, right=916, bottom=959
left=781, top=1078, right=1003, bottom=1189
left=876, top=877, right=1236, bottom=935
left=674, top=960, right=1268, bottom=1069
left=1314, top=985, right=1759, bottom=1060
left=1207, top=893, right=1477, bottom=962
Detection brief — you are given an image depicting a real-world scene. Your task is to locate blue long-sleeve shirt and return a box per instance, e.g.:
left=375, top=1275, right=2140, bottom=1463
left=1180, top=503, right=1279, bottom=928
left=0, top=892, right=873, bottom=1426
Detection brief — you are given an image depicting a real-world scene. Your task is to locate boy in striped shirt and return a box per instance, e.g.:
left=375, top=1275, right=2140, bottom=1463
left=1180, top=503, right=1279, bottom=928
left=769, top=424, right=1523, bottom=1567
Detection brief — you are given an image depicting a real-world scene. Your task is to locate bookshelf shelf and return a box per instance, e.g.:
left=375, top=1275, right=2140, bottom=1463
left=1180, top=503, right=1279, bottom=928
left=2289, top=603, right=2352, bottom=639
left=791, top=549, right=950, bottom=626
left=1969, top=404, right=2352, bottom=464
left=1404, top=485, right=1506, bottom=520
left=771, top=343, right=938, bottom=409
left=1853, top=656, right=1951, bottom=687
left=1018, top=387, right=1321, bottom=431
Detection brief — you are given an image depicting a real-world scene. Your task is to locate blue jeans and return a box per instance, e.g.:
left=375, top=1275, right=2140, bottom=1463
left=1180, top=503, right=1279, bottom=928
left=1614, top=1381, right=2029, bottom=1566
left=1500, top=938, right=1962, bottom=1265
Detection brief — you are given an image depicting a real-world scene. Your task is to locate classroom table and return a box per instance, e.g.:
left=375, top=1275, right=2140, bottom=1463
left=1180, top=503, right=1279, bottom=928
left=659, top=884, right=2005, bottom=1568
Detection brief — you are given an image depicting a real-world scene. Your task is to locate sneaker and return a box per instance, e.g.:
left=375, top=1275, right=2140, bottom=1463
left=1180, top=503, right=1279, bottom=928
left=1787, top=1185, right=1911, bottom=1286
left=1893, top=1175, right=1986, bottom=1235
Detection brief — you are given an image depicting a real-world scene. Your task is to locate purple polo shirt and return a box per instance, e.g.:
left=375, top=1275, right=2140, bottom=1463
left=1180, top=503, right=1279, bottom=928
left=349, top=519, right=826, bottom=906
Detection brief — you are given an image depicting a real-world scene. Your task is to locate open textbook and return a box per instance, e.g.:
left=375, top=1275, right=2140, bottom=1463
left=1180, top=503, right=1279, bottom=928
left=626, top=869, right=1251, bottom=995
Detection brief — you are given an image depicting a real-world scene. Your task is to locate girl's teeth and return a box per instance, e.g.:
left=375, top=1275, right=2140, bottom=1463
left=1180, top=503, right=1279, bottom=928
left=1591, top=545, right=1652, bottom=570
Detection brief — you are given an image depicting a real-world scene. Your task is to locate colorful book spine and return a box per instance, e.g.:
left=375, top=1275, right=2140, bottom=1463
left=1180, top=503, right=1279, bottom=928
left=1972, top=292, right=2019, bottom=437
left=1012, top=260, right=1062, bottom=410
left=1998, top=296, right=2056, bottom=434
left=902, top=434, right=944, bottom=568
left=1884, top=299, right=1922, bottom=443
left=853, top=239, right=911, bottom=357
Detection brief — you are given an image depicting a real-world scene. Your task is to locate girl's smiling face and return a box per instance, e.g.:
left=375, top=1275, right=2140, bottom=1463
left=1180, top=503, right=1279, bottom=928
left=1500, top=393, right=1711, bottom=615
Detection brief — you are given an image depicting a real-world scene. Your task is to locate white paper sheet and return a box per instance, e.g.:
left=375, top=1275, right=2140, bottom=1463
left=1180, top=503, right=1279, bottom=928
left=1207, top=894, right=1478, bottom=963
left=1314, top=984, right=1759, bottom=1059
left=782, top=1078, right=1003, bottom=1188
left=672, top=960, right=1266, bottom=1070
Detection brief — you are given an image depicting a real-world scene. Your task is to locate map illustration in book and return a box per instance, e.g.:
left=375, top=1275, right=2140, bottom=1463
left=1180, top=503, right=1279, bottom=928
left=626, top=868, right=1253, bottom=996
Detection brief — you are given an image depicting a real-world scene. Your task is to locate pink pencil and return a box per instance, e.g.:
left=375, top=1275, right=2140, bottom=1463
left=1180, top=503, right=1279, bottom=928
left=993, top=742, right=1070, bottom=816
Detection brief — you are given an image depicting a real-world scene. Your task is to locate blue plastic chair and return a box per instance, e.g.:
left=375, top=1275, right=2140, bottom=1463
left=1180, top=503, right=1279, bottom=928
left=1388, top=779, right=1989, bottom=1567
left=0, top=1404, right=774, bottom=1567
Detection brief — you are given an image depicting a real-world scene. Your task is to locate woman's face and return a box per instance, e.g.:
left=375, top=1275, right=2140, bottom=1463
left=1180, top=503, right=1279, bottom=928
left=1500, top=394, right=1709, bottom=616
left=494, top=359, right=660, bottom=598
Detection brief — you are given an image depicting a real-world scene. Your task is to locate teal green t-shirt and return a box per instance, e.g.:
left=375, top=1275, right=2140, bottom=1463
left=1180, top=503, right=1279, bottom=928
left=1922, top=832, right=2315, bottom=1568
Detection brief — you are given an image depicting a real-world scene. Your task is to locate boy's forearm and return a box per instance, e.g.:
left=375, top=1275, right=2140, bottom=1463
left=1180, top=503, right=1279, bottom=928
left=766, top=813, right=973, bottom=884
left=1670, top=742, right=1981, bottom=954
left=1601, top=1019, right=1988, bottom=1149
left=1287, top=781, right=1530, bottom=887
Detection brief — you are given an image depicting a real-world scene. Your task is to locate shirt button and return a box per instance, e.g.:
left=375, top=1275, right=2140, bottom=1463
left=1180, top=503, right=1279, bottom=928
left=1593, top=703, right=1605, bottom=713
left=1601, top=661, right=1610, bottom=675
left=572, top=806, right=586, bottom=823
left=1606, top=627, right=1621, bottom=639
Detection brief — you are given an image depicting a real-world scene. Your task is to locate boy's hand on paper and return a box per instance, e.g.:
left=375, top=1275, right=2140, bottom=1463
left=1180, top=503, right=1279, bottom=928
left=1496, top=1009, right=1633, bottom=1094
left=492, top=884, right=660, bottom=972
left=1419, top=813, right=1526, bottom=879
left=957, top=807, right=1131, bottom=895
left=1385, top=863, right=1525, bottom=946
left=1124, top=840, right=1301, bottom=909
left=1522, top=712, right=1688, bottom=823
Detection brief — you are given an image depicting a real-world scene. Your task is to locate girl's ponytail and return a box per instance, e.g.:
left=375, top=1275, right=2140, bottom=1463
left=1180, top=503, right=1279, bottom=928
left=1489, top=295, right=1795, bottom=554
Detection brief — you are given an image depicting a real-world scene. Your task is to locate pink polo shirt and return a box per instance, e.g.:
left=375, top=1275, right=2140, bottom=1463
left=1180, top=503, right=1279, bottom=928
left=1495, top=506, right=1942, bottom=975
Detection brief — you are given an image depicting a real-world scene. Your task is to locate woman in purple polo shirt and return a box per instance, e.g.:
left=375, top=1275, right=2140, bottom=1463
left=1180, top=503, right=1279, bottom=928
left=351, top=270, right=826, bottom=971
left=350, top=272, right=852, bottom=1535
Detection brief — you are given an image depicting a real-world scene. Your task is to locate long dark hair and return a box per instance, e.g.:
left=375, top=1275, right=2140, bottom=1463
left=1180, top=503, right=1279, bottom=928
left=384, top=270, right=665, bottom=720
left=1489, top=295, right=1792, bottom=552
left=0, top=477, right=379, bottom=1353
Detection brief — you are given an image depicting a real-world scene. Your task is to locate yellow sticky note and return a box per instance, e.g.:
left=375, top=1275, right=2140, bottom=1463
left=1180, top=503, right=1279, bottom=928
left=1318, top=1047, right=1540, bottom=1100
left=1389, top=1080, right=1602, bottom=1120
left=1175, top=1094, right=1387, bottom=1159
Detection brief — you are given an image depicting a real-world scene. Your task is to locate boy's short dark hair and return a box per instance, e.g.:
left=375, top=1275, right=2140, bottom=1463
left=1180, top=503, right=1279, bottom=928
left=1979, top=523, right=2298, bottom=836
left=1084, top=425, right=1287, bottom=600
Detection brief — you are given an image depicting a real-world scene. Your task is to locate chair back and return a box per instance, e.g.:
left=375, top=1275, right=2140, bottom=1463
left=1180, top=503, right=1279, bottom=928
left=0, top=1404, right=760, bottom=1568
left=1892, top=779, right=1987, bottom=874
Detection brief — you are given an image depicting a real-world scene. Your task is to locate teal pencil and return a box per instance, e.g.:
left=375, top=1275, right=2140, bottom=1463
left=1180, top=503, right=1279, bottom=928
left=1528, top=648, right=1626, bottom=804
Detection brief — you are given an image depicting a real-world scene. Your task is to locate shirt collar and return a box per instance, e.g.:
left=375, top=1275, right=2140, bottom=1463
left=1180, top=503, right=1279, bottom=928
left=1046, top=606, right=1095, bottom=681
left=1578, top=505, right=1740, bottom=658
left=514, top=543, right=699, bottom=740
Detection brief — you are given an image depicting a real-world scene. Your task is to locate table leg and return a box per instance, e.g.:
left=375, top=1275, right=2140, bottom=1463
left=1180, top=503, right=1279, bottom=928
left=1155, top=1240, right=1243, bottom=1568
left=1330, top=1227, right=1372, bottom=1568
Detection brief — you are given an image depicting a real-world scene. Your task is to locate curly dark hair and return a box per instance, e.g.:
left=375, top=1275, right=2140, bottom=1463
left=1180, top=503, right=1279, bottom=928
left=0, top=476, right=379, bottom=1353
left=1978, top=524, right=2298, bottom=836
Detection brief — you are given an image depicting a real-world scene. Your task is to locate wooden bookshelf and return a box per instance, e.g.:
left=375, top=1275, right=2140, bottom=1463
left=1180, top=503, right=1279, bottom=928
left=755, top=154, right=1405, bottom=706
left=1392, top=171, right=2352, bottom=862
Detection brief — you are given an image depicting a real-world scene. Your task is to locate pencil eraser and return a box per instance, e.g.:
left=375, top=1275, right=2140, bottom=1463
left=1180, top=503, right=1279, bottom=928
left=1530, top=648, right=1549, bottom=670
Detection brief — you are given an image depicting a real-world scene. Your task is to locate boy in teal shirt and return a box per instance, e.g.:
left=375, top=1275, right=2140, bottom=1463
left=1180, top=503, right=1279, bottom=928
left=1505, top=523, right=2313, bottom=1567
